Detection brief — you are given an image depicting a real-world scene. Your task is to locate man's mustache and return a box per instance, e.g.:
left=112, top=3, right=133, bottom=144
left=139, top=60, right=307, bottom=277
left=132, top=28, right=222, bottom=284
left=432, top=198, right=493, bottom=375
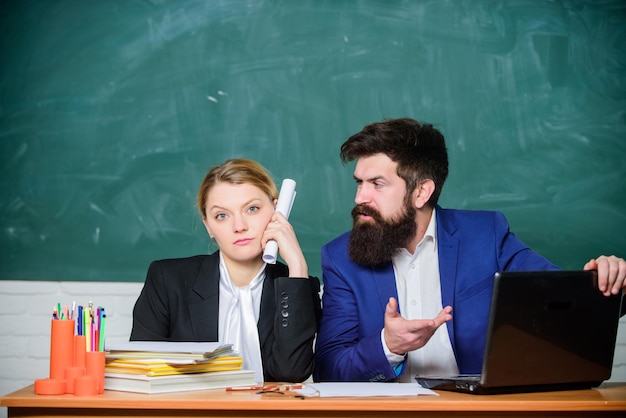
left=351, top=204, right=383, bottom=222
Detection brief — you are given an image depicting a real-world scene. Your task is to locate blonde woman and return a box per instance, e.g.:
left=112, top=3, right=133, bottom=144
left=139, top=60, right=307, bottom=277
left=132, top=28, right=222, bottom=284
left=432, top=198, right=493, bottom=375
left=131, top=159, right=321, bottom=383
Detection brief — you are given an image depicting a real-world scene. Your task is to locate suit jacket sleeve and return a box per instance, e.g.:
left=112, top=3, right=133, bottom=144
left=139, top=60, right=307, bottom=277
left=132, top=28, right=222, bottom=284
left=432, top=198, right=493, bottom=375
left=314, top=234, right=399, bottom=382
left=130, top=259, right=172, bottom=341
left=260, top=272, right=322, bottom=383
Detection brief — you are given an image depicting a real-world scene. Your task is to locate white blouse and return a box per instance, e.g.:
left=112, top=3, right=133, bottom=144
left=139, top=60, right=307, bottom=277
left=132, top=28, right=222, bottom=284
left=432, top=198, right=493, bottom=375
left=217, top=253, right=266, bottom=383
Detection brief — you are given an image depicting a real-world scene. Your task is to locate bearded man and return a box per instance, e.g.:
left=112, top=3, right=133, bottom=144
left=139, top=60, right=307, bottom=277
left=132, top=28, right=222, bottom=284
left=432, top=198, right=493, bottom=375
left=314, top=117, right=626, bottom=382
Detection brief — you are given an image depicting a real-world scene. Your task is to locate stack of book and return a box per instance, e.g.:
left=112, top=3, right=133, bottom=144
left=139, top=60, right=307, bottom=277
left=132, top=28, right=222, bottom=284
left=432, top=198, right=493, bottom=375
left=104, top=341, right=257, bottom=394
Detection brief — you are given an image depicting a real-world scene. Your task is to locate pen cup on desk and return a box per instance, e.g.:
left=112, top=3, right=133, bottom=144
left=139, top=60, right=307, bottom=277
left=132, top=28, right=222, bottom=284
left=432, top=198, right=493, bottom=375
left=74, top=375, right=98, bottom=396
left=49, top=319, right=75, bottom=380
left=85, top=351, right=105, bottom=394
left=33, top=377, right=66, bottom=395
left=74, top=335, right=86, bottom=369
left=66, top=334, right=88, bottom=393
left=64, top=366, right=85, bottom=394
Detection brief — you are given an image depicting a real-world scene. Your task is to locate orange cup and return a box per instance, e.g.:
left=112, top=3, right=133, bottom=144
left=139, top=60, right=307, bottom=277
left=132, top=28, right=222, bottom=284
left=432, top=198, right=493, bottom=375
left=74, top=375, right=98, bottom=396
left=64, top=366, right=85, bottom=394
left=49, top=319, right=75, bottom=380
left=85, top=351, right=105, bottom=394
left=74, top=335, right=87, bottom=368
left=34, top=378, right=66, bottom=395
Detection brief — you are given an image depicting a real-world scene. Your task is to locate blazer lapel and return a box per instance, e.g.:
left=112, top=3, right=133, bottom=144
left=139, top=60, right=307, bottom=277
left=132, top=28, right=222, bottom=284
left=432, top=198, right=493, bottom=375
left=436, top=207, right=460, bottom=351
left=188, top=254, right=220, bottom=341
left=371, top=263, right=398, bottom=313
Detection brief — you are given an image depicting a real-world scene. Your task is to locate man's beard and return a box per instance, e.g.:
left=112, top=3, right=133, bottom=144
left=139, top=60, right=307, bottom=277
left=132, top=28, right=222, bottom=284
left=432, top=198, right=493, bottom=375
left=348, top=202, right=417, bottom=267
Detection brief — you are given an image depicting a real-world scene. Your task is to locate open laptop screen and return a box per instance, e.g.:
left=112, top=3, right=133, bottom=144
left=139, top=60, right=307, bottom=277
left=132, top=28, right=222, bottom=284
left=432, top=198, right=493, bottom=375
left=417, top=270, right=622, bottom=394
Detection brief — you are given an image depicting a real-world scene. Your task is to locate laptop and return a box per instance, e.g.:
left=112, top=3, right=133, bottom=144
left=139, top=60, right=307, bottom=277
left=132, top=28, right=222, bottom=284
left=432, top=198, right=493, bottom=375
left=416, top=270, right=622, bottom=395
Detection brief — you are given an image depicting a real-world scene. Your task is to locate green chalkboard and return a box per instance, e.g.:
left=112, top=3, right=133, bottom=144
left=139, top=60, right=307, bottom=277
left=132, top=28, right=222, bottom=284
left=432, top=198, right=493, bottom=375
left=1, top=0, right=625, bottom=281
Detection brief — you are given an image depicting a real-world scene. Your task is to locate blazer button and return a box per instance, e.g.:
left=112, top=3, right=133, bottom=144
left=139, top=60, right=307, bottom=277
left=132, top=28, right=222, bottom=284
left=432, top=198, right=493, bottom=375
left=281, top=309, right=289, bottom=317
left=281, top=291, right=288, bottom=300
left=281, top=300, right=289, bottom=308
left=281, top=318, right=288, bottom=327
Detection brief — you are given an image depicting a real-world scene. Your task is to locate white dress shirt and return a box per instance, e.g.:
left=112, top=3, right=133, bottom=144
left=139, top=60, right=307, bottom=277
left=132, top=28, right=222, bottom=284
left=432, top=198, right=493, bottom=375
left=218, top=253, right=265, bottom=383
left=383, top=208, right=459, bottom=382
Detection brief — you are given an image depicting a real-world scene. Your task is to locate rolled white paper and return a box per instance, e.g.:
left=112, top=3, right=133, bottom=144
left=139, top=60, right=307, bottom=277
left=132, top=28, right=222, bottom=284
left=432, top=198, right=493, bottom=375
left=262, top=179, right=296, bottom=264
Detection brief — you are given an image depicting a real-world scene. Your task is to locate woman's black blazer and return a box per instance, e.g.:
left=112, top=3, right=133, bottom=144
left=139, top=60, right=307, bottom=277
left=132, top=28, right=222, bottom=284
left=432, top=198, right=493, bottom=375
left=130, top=252, right=321, bottom=382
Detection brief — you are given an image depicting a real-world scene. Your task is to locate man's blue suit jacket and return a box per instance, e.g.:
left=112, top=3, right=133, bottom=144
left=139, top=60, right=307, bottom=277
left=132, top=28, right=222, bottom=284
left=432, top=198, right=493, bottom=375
left=314, top=206, right=559, bottom=382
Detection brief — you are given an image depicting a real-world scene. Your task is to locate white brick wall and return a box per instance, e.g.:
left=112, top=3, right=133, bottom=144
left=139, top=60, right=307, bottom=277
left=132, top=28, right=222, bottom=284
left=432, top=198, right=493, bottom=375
left=0, top=280, right=143, bottom=418
left=1, top=280, right=625, bottom=418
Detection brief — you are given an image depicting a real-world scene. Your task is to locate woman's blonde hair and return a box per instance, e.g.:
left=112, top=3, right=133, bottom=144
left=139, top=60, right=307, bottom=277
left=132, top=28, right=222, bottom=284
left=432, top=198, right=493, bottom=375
left=197, top=159, right=278, bottom=218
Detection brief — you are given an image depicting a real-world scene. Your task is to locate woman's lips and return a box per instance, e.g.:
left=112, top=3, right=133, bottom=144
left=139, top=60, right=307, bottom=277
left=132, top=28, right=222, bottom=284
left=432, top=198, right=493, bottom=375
left=234, top=238, right=254, bottom=246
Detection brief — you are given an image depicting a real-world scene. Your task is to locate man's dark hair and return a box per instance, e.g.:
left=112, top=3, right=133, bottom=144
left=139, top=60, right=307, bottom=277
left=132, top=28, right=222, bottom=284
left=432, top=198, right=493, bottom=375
left=340, top=118, right=449, bottom=207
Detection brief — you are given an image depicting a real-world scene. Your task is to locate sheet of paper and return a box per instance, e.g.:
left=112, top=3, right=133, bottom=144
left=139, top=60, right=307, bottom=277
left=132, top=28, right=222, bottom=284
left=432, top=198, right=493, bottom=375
left=105, top=341, right=227, bottom=354
left=262, top=178, right=296, bottom=264
left=294, top=382, right=438, bottom=397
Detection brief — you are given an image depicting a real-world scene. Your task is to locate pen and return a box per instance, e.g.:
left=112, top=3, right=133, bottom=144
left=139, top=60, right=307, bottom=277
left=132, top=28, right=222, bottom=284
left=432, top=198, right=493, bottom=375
left=263, top=384, right=304, bottom=391
left=77, top=305, right=83, bottom=335
left=226, top=384, right=304, bottom=392
left=85, top=306, right=91, bottom=351
left=226, top=386, right=262, bottom=391
left=98, top=311, right=107, bottom=352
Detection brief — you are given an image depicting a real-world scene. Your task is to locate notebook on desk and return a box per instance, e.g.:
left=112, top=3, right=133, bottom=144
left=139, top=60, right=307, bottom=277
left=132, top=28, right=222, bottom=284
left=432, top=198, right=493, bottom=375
left=416, top=270, right=622, bottom=395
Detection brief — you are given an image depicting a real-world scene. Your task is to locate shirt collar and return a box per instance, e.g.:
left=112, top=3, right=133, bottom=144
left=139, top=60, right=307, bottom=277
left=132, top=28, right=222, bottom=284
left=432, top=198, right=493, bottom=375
left=424, top=207, right=437, bottom=250
left=218, top=252, right=266, bottom=296
left=396, top=207, right=438, bottom=259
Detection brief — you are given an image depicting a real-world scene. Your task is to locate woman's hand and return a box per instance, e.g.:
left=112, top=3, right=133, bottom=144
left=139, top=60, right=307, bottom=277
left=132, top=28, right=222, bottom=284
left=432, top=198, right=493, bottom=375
left=262, top=212, right=308, bottom=278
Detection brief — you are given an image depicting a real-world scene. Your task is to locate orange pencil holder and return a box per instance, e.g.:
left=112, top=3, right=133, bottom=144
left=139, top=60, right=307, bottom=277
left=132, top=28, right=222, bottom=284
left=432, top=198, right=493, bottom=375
left=85, top=350, right=106, bottom=394
left=74, top=335, right=87, bottom=368
left=64, top=366, right=85, bottom=394
left=35, top=319, right=76, bottom=395
left=74, top=375, right=98, bottom=396
left=49, top=319, right=75, bottom=380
